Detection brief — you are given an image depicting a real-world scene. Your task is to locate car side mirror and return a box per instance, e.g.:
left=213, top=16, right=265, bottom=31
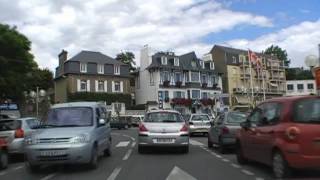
left=240, top=121, right=251, bottom=130
left=99, top=119, right=106, bottom=126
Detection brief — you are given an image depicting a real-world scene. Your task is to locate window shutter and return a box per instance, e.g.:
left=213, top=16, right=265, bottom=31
left=104, top=80, right=108, bottom=92
left=112, top=81, right=115, bottom=92
left=95, top=80, right=98, bottom=92
left=120, top=81, right=123, bottom=92
left=77, top=79, right=81, bottom=92
left=87, top=80, right=90, bottom=92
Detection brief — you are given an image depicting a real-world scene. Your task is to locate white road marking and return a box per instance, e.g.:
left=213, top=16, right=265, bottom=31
left=107, top=167, right=122, bottom=180
left=131, top=141, right=136, bottom=148
left=116, top=141, right=130, bottom=147
left=231, top=163, right=241, bottom=168
left=189, top=139, right=204, bottom=146
left=13, top=165, right=24, bottom=170
left=166, top=166, right=197, bottom=180
left=0, top=171, right=7, bottom=176
left=122, top=149, right=132, bottom=160
left=222, top=158, right=230, bottom=162
left=241, top=169, right=254, bottom=176
left=122, top=134, right=135, bottom=141
left=255, top=177, right=264, bottom=180
left=210, top=152, right=217, bottom=156
left=40, top=173, right=58, bottom=180
left=215, top=154, right=222, bottom=158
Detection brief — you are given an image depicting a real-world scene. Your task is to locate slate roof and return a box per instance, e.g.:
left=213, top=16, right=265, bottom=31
left=67, top=50, right=125, bottom=65
left=212, top=45, right=272, bottom=57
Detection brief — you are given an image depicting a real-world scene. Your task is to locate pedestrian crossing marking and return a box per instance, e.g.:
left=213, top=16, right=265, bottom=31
left=116, top=141, right=130, bottom=147
left=189, top=139, right=204, bottom=146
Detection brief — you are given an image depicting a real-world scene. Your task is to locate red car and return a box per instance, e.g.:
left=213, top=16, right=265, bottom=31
left=236, top=96, right=320, bottom=178
left=0, top=138, right=8, bottom=169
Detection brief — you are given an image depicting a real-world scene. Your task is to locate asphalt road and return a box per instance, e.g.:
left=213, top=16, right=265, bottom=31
left=1, top=128, right=320, bottom=180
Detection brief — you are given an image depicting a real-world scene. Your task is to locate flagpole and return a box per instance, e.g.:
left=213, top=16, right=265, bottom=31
left=262, top=70, right=266, bottom=101
left=248, top=50, right=254, bottom=106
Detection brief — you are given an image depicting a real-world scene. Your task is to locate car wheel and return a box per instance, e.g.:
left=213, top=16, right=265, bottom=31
left=218, top=138, right=226, bottom=154
left=236, top=142, right=248, bottom=165
left=0, top=151, right=8, bottom=169
left=89, top=146, right=98, bottom=169
left=104, top=138, right=112, bottom=157
left=207, top=136, right=213, bottom=148
left=272, top=151, right=291, bottom=179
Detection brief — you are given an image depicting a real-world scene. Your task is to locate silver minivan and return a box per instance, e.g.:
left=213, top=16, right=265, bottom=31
left=24, top=102, right=112, bottom=172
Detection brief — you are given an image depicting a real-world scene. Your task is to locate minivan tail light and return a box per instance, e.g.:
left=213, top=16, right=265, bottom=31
left=139, top=124, right=148, bottom=132
left=285, top=127, right=300, bottom=140
left=222, top=127, right=229, bottom=134
left=180, top=124, right=188, bottom=132
left=15, top=128, right=24, bottom=138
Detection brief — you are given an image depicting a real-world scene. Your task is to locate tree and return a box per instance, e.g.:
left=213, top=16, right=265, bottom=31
left=0, top=24, right=38, bottom=101
left=115, top=51, right=136, bottom=71
left=264, top=45, right=290, bottom=67
left=27, top=68, right=54, bottom=90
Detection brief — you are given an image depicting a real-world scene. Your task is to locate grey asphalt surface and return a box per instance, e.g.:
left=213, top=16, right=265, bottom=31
left=1, top=128, right=319, bottom=180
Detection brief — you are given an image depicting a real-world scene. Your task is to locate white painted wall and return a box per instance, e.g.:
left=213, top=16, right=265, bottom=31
left=286, top=79, right=316, bottom=96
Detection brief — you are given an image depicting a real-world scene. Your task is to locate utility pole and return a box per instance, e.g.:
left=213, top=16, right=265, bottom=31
left=36, top=86, right=39, bottom=118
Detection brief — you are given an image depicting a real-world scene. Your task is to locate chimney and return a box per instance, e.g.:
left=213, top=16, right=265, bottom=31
left=58, top=49, right=68, bottom=75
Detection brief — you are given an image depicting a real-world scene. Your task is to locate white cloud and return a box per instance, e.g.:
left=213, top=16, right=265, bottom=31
left=0, top=0, right=273, bottom=71
left=226, top=19, right=320, bottom=67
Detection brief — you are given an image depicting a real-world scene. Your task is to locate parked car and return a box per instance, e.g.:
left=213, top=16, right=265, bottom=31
left=138, top=110, right=189, bottom=153
left=207, top=111, right=247, bottom=153
left=185, top=114, right=211, bottom=136
left=0, top=138, right=8, bottom=169
left=24, top=102, right=112, bottom=172
left=110, top=116, right=130, bottom=129
left=130, top=115, right=144, bottom=127
left=0, top=117, right=40, bottom=154
left=236, top=96, right=320, bottom=178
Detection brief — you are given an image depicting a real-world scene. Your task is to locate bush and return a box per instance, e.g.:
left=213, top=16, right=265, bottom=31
left=68, top=92, right=132, bottom=107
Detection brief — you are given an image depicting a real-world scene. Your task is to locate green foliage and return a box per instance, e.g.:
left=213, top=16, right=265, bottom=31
left=127, top=104, right=146, bottom=110
left=68, top=92, right=132, bottom=107
left=286, top=68, right=313, bottom=80
left=116, top=51, right=136, bottom=71
left=0, top=23, right=54, bottom=102
left=264, top=45, right=290, bottom=67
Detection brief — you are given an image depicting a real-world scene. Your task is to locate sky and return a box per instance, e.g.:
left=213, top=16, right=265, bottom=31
left=0, top=0, right=320, bottom=72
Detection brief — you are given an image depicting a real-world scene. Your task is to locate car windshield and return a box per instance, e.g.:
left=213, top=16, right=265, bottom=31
left=191, top=115, right=210, bottom=121
left=45, top=107, right=93, bottom=127
left=144, top=112, right=183, bottom=123
left=0, top=120, right=21, bottom=131
left=226, top=112, right=247, bottom=124
left=294, top=98, right=320, bottom=123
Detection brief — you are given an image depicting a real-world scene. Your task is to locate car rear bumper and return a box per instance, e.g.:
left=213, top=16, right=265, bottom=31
left=25, top=143, right=93, bottom=165
left=189, top=126, right=210, bottom=133
left=8, top=138, right=24, bottom=154
left=138, top=133, right=189, bottom=147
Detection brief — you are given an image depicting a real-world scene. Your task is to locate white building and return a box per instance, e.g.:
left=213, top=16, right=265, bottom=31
left=134, top=45, right=223, bottom=115
left=286, top=79, right=316, bottom=96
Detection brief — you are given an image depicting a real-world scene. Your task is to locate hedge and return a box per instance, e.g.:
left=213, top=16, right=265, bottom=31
left=68, top=92, right=132, bottom=107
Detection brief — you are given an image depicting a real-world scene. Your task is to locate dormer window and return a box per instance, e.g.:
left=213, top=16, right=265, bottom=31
left=174, top=57, right=179, bottom=66
left=210, top=62, right=214, bottom=70
left=199, top=61, right=204, bottom=69
left=114, top=65, right=120, bottom=75
left=161, top=56, right=167, bottom=65
left=232, top=56, right=237, bottom=63
left=191, top=60, right=196, bottom=67
left=97, top=64, right=104, bottom=74
left=80, top=63, right=87, bottom=73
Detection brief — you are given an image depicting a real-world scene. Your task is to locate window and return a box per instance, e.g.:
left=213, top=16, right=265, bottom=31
left=227, top=112, right=246, bottom=124
left=26, top=119, right=40, bottom=129
left=97, top=64, right=104, bottom=74
left=144, top=112, right=183, bottom=123
left=307, top=83, right=314, bottom=90
left=199, top=61, right=204, bottom=68
left=191, top=90, right=200, bottom=99
left=173, top=91, right=185, bottom=98
left=297, top=84, right=304, bottom=90
left=174, top=57, right=179, bottom=66
left=80, top=63, right=87, bottom=73
left=287, top=84, right=294, bottom=91
left=191, top=61, right=196, bottom=67
left=210, top=62, right=214, bottom=69
left=161, top=71, right=170, bottom=82
left=202, top=92, right=208, bottom=99
left=114, top=81, right=121, bottom=92
left=201, top=74, right=207, bottom=83
left=80, top=80, right=87, bottom=91
left=161, top=56, right=167, bottom=65
left=150, top=72, right=154, bottom=85
left=185, top=72, right=189, bottom=82
left=164, top=91, right=169, bottom=99
left=98, top=80, right=104, bottom=92
left=114, top=103, right=122, bottom=112
left=191, top=71, right=200, bottom=82
left=232, top=56, right=236, bottom=63
left=47, top=107, right=93, bottom=126
left=248, top=106, right=263, bottom=123
left=293, top=98, right=320, bottom=123
left=175, top=72, right=182, bottom=82
left=260, top=103, right=282, bottom=126
left=114, top=65, right=120, bottom=75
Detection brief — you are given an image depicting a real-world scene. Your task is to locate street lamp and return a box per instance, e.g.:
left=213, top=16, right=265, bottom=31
left=26, top=87, right=46, bottom=118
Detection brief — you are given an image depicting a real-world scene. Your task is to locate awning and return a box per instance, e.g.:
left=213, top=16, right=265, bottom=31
left=269, top=82, right=278, bottom=87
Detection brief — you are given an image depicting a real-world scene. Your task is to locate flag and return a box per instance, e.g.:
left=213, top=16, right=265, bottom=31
left=248, top=50, right=258, bottom=65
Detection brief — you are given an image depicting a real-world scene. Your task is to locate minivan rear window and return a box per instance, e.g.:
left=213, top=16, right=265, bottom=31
left=144, top=112, right=183, bottom=123
left=191, top=115, right=210, bottom=121
left=293, top=98, right=320, bottom=123
left=0, top=120, right=21, bottom=131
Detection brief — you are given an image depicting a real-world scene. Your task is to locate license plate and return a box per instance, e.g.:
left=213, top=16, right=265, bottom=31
left=40, top=150, right=66, bottom=157
left=154, top=138, right=174, bottom=143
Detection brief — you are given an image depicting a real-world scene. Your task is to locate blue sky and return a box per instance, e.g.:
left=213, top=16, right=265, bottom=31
left=0, top=0, right=319, bottom=69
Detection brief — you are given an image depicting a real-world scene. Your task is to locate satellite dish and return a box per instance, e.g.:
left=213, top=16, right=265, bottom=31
left=305, top=55, right=318, bottom=67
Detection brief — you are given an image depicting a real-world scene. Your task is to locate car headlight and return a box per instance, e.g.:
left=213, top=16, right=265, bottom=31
left=70, top=134, right=90, bottom=144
